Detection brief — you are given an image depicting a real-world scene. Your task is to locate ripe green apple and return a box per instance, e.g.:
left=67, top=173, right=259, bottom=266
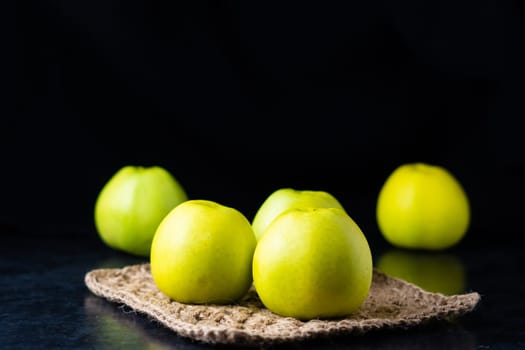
left=150, top=199, right=256, bottom=304
left=376, top=163, right=470, bottom=250
left=376, top=249, right=466, bottom=295
left=94, top=165, right=188, bottom=257
left=252, top=188, right=345, bottom=241
left=253, top=207, right=373, bottom=320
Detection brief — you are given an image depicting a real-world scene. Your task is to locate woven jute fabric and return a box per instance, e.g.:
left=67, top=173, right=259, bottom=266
left=84, top=263, right=480, bottom=345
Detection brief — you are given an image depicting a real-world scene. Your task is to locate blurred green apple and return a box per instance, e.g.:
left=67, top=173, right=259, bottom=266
left=253, top=207, right=373, bottom=320
left=150, top=200, right=256, bottom=304
left=252, top=188, right=344, bottom=241
left=376, top=163, right=470, bottom=250
left=94, top=165, right=188, bottom=257
left=376, top=249, right=466, bottom=295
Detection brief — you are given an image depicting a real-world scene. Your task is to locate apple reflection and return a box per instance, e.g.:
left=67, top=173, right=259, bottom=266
left=83, top=294, right=206, bottom=350
left=375, top=249, right=466, bottom=295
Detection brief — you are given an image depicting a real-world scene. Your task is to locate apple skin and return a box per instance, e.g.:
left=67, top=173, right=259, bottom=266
left=376, top=249, right=466, bottom=295
left=253, top=207, right=373, bottom=320
left=252, top=188, right=345, bottom=241
left=376, top=163, right=470, bottom=250
left=150, top=200, right=256, bottom=304
left=94, top=166, right=188, bottom=257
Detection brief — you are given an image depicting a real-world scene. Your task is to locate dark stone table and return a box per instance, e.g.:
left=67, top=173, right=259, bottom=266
left=1, top=230, right=524, bottom=350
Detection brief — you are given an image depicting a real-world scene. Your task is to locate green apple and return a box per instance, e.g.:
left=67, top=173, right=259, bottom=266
left=376, top=249, right=466, bottom=295
left=376, top=163, right=470, bottom=250
left=252, top=188, right=345, bottom=241
left=253, top=207, right=373, bottom=320
left=94, top=165, right=188, bottom=257
left=150, top=199, right=256, bottom=304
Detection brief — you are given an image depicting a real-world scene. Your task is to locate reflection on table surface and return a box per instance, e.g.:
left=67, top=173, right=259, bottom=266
left=374, top=248, right=466, bottom=296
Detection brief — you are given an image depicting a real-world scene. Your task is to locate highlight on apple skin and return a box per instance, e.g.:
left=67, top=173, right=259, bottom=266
left=94, top=165, right=188, bottom=257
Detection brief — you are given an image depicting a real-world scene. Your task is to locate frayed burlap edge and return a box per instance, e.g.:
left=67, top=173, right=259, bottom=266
left=84, top=264, right=480, bottom=345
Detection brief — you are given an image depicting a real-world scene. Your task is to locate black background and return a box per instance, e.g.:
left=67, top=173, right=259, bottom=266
left=11, top=1, right=525, bottom=248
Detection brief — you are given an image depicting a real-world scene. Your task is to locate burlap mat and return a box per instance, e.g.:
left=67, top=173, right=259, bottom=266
left=84, top=263, right=480, bottom=345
